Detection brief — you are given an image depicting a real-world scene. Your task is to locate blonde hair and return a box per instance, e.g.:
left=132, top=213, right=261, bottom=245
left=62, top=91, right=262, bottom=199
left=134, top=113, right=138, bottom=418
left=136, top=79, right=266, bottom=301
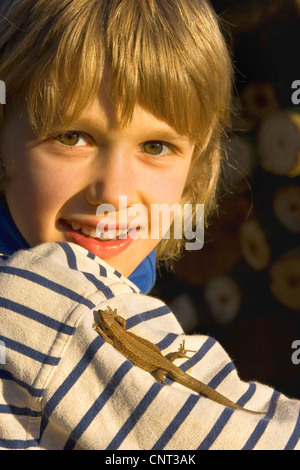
left=0, top=0, right=232, bottom=263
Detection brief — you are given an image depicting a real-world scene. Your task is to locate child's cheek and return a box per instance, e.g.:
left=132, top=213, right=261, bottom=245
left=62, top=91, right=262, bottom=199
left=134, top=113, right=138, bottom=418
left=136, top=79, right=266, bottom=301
left=156, top=170, right=189, bottom=204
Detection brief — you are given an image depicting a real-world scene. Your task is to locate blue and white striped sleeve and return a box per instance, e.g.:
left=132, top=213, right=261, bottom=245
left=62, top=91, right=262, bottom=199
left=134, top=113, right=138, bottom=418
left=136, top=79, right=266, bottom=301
left=0, top=242, right=299, bottom=450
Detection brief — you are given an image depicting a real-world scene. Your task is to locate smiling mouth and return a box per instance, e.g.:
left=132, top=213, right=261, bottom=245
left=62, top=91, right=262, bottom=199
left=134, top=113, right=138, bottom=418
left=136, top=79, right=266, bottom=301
left=59, top=219, right=137, bottom=259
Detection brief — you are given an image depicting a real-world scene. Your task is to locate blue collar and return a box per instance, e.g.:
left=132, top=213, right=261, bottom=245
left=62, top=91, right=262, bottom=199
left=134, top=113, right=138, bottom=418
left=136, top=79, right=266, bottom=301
left=0, top=196, right=156, bottom=294
left=128, top=248, right=156, bottom=294
left=0, top=197, right=30, bottom=254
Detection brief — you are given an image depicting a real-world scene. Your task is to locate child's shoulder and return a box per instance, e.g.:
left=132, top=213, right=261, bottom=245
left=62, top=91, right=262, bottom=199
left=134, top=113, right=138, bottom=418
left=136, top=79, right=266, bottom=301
left=0, top=241, right=140, bottom=367
left=0, top=242, right=142, bottom=398
left=0, top=241, right=139, bottom=301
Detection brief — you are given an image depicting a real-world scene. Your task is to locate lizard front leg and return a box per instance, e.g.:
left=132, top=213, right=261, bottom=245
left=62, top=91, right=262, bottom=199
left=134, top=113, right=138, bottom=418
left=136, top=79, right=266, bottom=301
left=106, top=306, right=127, bottom=329
left=114, top=312, right=127, bottom=329
left=92, top=323, right=113, bottom=344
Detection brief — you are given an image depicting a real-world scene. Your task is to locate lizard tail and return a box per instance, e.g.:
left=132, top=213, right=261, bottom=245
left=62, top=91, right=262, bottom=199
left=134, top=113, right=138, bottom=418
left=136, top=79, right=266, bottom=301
left=170, top=369, right=265, bottom=415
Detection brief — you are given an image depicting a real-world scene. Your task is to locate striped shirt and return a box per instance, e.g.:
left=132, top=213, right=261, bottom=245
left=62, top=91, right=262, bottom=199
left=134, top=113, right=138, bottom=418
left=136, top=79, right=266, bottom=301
left=0, top=241, right=299, bottom=450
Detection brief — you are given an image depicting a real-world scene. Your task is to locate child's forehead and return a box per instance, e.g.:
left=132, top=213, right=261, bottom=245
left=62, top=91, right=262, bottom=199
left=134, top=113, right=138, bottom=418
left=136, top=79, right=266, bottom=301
left=61, top=94, right=193, bottom=144
left=38, top=61, right=198, bottom=140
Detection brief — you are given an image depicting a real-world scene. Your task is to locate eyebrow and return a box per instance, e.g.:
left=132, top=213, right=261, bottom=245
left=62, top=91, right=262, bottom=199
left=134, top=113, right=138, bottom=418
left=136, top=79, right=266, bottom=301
left=142, top=129, right=191, bottom=143
left=65, top=116, right=192, bottom=144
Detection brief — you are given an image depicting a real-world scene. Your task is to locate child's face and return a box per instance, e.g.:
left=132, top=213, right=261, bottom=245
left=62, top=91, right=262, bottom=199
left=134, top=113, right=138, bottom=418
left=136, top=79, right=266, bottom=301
left=0, top=93, right=195, bottom=277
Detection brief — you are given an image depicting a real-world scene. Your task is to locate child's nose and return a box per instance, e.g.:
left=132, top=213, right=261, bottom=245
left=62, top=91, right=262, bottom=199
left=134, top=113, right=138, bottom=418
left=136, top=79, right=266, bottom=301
left=85, top=150, right=137, bottom=209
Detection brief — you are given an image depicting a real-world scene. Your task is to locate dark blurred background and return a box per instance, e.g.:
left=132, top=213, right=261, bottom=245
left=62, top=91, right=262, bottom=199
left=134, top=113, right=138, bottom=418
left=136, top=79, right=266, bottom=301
left=153, top=0, right=300, bottom=398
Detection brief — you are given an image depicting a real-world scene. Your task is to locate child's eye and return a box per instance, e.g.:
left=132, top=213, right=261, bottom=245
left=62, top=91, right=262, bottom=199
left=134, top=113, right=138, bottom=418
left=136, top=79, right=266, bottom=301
left=143, top=141, right=171, bottom=156
left=57, top=131, right=88, bottom=146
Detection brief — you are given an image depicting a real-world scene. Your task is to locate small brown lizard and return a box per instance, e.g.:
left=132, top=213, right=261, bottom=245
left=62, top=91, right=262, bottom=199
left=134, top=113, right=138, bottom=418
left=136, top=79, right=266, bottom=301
left=93, top=307, right=265, bottom=415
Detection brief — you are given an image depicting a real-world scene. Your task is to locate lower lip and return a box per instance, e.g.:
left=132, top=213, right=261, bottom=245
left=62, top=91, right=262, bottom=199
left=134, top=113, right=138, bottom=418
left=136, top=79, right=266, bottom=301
left=60, top=220, right=134, bottom=259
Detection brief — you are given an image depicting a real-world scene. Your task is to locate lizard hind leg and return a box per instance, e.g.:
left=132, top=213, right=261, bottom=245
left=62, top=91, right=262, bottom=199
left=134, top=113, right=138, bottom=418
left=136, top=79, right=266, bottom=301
left=167, top=340, right=196, bottom=363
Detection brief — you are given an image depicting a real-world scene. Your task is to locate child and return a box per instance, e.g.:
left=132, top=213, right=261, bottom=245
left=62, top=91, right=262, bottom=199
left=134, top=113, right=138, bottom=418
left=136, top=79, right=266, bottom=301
left=0, top=0, right=299, bottom=450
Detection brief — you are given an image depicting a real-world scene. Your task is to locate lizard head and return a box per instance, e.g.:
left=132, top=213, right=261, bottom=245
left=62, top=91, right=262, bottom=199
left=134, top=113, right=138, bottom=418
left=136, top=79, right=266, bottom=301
left=97, top=306, right=116, bottom=331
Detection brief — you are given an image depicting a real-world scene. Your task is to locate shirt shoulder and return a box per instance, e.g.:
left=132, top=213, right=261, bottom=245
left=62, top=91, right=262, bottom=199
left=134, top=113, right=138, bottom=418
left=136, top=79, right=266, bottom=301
left=0, top=241, right=143, bottom=376
left=0, top=242, right=147, bottom=448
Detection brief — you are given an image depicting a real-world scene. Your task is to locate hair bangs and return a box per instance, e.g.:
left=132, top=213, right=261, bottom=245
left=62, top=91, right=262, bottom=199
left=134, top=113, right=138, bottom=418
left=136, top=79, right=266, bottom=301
left=106, top=0, right=227, bottom=146
left=25, top=1, right=106, bottom=135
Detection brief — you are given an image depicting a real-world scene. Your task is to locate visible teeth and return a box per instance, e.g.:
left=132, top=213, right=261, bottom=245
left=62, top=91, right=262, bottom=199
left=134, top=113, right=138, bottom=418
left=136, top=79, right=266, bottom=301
left=88, top=228, right=98, bottom=238
left=100, top=230, right=118, bottom=240
left=70, top=222, right=97, bottom=238
left=81, top=225, right=91, bottom=236
left=71, top=222, right=81, bottom=231
left=118, top=229, right=129, bottom=238
left=80, top=225, right=97, bottom=238
left=70, top=221, right=130, bottom=240
left=98, top=228, right=129, bottom=240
